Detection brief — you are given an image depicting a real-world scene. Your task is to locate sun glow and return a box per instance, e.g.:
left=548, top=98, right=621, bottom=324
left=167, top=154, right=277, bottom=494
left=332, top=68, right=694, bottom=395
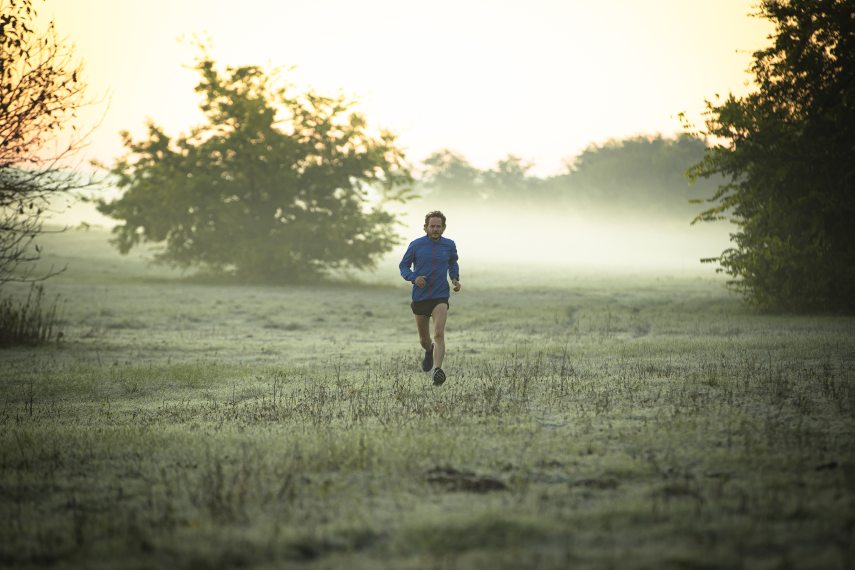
left=44, top=0, right=772, bottom=177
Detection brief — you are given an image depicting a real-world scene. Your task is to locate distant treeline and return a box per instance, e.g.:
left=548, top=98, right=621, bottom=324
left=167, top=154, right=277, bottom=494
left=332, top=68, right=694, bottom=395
left=417, top=134, right=721, bottom=219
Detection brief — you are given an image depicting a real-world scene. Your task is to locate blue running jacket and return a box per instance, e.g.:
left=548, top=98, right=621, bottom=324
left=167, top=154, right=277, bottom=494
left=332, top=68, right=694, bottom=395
left=399, top=235, right=460, bottom=302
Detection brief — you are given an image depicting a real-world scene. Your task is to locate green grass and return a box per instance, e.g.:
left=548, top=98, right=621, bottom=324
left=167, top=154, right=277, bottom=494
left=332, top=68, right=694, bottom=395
left=1, top=228, right=854, bottom=569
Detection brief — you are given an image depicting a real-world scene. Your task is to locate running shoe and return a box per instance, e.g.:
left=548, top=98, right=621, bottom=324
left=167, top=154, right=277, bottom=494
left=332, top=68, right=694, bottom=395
left=422, top=344, right=434, bottom=372
left=432, top=367, right=446, bottom=386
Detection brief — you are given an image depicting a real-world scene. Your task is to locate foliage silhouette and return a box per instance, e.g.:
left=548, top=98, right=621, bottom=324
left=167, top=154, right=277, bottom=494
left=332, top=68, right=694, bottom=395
left=686, top=0, right=854, bottom=312
left=0, top=0, right=92, bottom=286
left=98, top=50, right=413, bottom=282
left=419, top=135, right=716, bottom=218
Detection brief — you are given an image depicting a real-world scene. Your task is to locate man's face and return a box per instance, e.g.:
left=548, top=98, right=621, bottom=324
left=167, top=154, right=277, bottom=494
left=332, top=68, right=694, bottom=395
left=425, top=217, right=445, bottom=240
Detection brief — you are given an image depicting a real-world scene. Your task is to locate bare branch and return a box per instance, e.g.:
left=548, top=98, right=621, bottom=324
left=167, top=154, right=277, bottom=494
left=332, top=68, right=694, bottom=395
left=0, top=0, right=95, bottom=287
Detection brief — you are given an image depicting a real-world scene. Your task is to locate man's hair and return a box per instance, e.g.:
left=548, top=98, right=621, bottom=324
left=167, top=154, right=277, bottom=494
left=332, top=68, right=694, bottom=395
left=424, top=210, right=446, bottom=227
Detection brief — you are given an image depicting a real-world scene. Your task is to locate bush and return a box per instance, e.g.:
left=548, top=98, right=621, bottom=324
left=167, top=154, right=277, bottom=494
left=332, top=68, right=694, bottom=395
left=0, top=284, right=63, bottom=346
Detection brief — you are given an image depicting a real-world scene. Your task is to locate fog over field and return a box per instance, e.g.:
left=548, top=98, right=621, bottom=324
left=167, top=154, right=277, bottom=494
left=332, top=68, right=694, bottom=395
left=392, top=202, right=731, bottom=273
left=45, top=194, right=733, bottom=285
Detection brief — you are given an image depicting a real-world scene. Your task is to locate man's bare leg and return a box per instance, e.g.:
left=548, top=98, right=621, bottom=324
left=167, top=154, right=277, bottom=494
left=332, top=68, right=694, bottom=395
left=431, top=303, right=448, bottom=369
left=415, top=313, right=434, bottom=371
left=415, top=314, right=432, bottom=351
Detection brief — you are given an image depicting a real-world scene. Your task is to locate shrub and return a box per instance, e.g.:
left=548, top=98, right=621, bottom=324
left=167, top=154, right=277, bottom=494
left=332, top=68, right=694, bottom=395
left=0, top=284, right=63, bottom=346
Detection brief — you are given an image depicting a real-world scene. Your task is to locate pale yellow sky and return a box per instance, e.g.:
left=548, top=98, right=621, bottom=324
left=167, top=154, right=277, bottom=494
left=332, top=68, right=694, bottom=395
left=45, top=0, right=772, bottom=175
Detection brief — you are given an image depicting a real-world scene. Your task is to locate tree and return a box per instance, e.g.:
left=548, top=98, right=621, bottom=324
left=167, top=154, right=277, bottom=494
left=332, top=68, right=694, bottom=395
left=687, top=0, right=854, bottom=312
left=418, top=136, right=716, bottom=214
left=556, top=135, right=719, bottom=217
left=98, top=52, right=413, bottom=282
left=482, top=155, right=538, bottom=201
left=0, top=0, right=89, bottom=286
left=419, top=149, right=482, bottom=202
left=418, top=152, right=542, bottom=204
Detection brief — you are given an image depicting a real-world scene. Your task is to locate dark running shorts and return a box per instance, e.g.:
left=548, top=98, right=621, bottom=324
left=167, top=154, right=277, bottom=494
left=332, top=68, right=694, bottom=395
left=411, top=297, right=449, bottom=316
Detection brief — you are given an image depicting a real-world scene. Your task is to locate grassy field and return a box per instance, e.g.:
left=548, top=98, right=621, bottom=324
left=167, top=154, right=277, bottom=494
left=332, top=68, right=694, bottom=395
left=1, top=228, right=854, bottom=569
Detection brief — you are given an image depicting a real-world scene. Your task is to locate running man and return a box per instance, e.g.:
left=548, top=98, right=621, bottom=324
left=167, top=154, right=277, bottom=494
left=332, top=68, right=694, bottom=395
left=399, top=210, right=461, bottom=385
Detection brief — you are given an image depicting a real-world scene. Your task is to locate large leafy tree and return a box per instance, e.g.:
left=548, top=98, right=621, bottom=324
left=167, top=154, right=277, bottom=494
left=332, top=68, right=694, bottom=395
left=688, top=0, right=854, bottom=312
left=98, top=53, right=413, bottom=282
left=1, top=0, right=89, bottom=285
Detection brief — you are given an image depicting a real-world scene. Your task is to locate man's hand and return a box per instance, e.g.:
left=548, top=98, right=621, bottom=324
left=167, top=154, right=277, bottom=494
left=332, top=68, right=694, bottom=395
left=452, top=279, right=461, bottom=292
left=415, top=276, right=427, bottom=288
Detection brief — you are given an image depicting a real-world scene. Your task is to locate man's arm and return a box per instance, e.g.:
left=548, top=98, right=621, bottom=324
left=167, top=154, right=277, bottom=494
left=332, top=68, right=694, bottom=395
left=399, top=241, right=417, bottom=283
left=448, top=241, right=460, bottom=281
left=449, top=241, right=460, bottom=291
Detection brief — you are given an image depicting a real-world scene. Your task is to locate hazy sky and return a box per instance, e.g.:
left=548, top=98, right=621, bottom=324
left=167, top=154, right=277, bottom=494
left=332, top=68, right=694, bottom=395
left=45, top=0, right=772, bottom=176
